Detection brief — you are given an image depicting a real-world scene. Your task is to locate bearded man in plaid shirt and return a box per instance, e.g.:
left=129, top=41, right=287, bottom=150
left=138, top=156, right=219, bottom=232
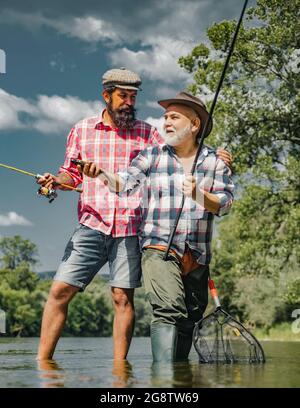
left=83, top=91, right=234, bottom=362
left=37, top=68, right=232, bottom=361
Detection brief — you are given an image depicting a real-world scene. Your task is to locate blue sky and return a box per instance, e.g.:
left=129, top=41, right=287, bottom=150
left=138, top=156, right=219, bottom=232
left=0, top=0, right=253, bottom=272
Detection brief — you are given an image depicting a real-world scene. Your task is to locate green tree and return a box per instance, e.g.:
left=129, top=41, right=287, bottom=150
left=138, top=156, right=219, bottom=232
left=0, top=236, right=153, bottom=337
left=0, top=264, right=49, bottom=336
left=0, top=235, right=38, bottom=269
left=282, top=278, right=300, bottom=312
left=179, top=0, right=300, bottom=327
left=64, top=276, right=113, bottom=336
left=133, top=286, right=152, bottom=336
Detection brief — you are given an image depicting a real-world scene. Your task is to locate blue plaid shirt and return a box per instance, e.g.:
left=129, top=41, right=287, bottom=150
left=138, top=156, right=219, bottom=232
left=118, top=144, right=234, bottom=265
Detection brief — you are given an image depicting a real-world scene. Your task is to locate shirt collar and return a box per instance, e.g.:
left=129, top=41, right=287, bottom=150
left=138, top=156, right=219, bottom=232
left=162, top=142, right=209, bottom=163
left=95, top=109, right=108, bottom=129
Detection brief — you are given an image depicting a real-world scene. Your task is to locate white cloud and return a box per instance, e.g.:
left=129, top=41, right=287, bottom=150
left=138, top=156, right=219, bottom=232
left=0, top=10, right=121, bottom=45
left=0, top=212, right=33, bottom=227
left=145, top=116, right=165, bottom=136
left=0, top=89, right=37, bottom=130
left=45, top=15, right=121, bottom=45
left=61, top=16, right=121, bottom=44
left=146, top=88, right=179, bottom=110
left=102, top=1, right=212, bottom=84
left=0, top=89, right=102, bottom=134
left=0, top=1, right=241, bottom=51
left=33, top=95, right=101, bottom=133
left=145, top=100, right=161, bottom=110
left=155, top=86, right=180, bottom=99
left=0, top=5, right=203, bottom=85
left=108, top=37, right=193, bottom=84
left=0, top=1, right=242, bottom=88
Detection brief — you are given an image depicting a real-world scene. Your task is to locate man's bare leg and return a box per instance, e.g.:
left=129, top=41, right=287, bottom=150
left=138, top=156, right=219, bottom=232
left=111, top=287, right=135, bottom=360
left=37, top=281, right=79, bottom=360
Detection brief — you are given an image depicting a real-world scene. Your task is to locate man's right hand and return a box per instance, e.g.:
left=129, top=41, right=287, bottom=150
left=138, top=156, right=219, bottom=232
left=74, top=160, right=122, bottom=191
left=37, top=173, right=59, bottom=190
left=79, top=162, right=103, bottom=178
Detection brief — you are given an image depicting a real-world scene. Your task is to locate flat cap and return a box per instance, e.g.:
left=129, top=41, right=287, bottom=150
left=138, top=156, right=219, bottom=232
left=102, top=67, right=142, bottom=91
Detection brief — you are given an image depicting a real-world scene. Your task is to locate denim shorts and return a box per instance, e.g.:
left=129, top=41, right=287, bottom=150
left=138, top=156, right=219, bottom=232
left=54, top=224, right=142, bottom=291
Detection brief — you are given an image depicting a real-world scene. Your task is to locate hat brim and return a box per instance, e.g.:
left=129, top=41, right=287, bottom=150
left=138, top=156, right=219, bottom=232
left=158, top=98, right=213, bottom=137
left=115, top=84, right=141, bottom=91
left=103, top=82, right=141, bottom=91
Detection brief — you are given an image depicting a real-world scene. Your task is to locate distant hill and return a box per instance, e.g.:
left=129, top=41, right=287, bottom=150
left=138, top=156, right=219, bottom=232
left=36, top=271, right=56, bottom=280
left=37, top=264, right=110, bottom=281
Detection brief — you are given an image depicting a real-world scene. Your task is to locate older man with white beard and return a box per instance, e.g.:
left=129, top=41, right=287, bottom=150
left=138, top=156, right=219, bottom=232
left=81, top=91, right=234, bottom=362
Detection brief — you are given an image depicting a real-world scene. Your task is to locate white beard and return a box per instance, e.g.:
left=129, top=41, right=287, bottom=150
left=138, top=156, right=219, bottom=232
left=162, top=124, right=192, bottom=146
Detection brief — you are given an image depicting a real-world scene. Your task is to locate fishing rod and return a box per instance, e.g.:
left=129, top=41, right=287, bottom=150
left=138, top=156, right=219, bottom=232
left=0, top=163, right=83, bottom=203
left=163, top=0, right=249, bottom=261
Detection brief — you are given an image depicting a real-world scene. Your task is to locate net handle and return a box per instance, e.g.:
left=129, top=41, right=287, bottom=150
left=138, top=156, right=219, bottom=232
left=208, top=278, right=221, bottom=309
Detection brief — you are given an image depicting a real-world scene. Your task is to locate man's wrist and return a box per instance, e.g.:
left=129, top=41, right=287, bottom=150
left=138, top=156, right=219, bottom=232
left=193, top=185, right=204, bottom=205
left=55, top=172, right=75, bottom=189
left=100, top=171, right=124, bottom=192
left=193, top=187, right=221, bottom=214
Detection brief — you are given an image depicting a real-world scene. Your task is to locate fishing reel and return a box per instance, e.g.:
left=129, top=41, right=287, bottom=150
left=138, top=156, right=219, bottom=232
left=37, top=186, right=58, bottom=203
left=0, top=164, right=81, bottom=204
left=35, top=173, right=58, bottom=203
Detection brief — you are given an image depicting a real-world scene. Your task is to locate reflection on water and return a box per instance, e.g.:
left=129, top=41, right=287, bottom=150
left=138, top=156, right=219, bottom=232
left=190, top=362, right=266, bottom=388
left=151, top=361, right=194, bottom=388
left=38, top=359, right=136, bottom=388
left=112, top=360, right=134, bottom=388
left=150, top=361, right=267, bottom=388
left=0, top=337, right=299, bottom=388
left=37, top=359, right=65, bottom=388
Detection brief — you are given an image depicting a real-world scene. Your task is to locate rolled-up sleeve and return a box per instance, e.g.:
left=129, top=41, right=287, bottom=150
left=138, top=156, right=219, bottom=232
left=212, top=159, right=234, bottom=217
left=58, top=127, right=83, bottom=187
left=117, top=149, right=150, bottom=196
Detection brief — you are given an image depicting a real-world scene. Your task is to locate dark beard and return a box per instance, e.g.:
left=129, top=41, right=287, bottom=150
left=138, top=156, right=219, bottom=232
left=107, top=102, right=136, bottom=130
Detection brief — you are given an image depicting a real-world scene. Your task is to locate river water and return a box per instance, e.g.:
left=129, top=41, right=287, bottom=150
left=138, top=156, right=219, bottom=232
left=0, top=337, right=299, bottom=388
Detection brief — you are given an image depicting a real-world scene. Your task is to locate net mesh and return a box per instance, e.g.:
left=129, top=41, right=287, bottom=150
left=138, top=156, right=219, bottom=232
left=193, top=308, right=265, bottom=364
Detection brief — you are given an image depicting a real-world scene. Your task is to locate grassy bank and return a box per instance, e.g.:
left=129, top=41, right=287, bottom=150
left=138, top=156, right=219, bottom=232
left=253, top=322, right=300, bottom=342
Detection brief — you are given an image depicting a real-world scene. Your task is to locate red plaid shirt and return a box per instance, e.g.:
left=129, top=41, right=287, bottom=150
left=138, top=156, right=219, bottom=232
left=58, top=110, right=163, bottom=237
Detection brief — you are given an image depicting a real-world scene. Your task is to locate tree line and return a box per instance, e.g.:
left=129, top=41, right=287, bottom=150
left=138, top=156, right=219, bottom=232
left=179, top=0, right=300, bottom=329
left=0, top=236, right=152, bottom=337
